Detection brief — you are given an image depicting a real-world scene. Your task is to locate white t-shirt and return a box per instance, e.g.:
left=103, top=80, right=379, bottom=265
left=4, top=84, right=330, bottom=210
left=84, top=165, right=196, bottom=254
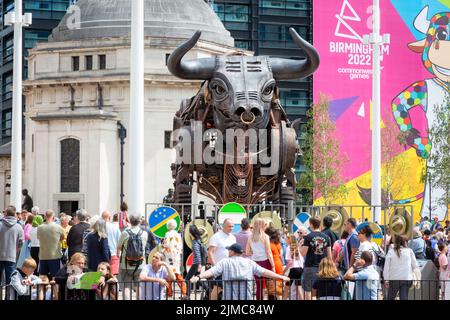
left=29, top=227, right=40, bottom=247
left=105, top=222, right=121, bottom=256
left=209, top=230, right=236, bottom=264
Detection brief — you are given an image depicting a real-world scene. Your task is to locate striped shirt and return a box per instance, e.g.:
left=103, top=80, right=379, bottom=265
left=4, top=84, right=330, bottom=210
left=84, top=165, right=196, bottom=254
left=192, top=239, right=202, bottom=265
left=209, top=256, right=264, bottom=300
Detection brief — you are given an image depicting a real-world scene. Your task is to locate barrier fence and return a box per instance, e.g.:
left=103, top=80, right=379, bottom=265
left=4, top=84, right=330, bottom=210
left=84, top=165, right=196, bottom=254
left=0, top=279, right=445, bottom=301
left=144, top=203, right=415, bottom=233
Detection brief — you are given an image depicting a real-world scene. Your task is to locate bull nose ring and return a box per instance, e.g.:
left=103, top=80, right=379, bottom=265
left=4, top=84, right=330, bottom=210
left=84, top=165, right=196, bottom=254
left=240, top=112, right=256, bottom=125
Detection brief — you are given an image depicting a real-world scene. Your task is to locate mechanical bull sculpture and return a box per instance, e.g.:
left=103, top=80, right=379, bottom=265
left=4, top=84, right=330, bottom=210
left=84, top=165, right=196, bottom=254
left=392, top=6, right=450, bottom=220
left=167, top=28, right=320, bottom=207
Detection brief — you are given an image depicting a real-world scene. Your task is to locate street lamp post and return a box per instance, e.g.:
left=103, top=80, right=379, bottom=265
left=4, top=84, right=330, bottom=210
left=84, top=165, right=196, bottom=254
left=129, top=0, right=145, bottom=216
left=5, top=0, right=32, bottom=211
left=363, top=0, right=389, bottom=223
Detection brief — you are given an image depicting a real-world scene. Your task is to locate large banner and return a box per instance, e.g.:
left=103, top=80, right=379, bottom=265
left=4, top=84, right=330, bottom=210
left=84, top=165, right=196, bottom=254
left=313, top=0, right=450, bottom=223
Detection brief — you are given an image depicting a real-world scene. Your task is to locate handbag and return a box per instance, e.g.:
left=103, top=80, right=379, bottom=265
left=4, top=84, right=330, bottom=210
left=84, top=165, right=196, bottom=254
left=340, top=280, right=352, bottom=300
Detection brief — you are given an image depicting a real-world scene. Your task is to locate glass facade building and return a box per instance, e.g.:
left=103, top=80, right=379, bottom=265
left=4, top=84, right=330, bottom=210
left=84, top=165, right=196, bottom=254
left=0, top=0, right=73, bottom=145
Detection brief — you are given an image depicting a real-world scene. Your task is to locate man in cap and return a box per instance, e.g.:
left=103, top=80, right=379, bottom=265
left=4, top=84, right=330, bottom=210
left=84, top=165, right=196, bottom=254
left=191, top=243, right=289, bottom=300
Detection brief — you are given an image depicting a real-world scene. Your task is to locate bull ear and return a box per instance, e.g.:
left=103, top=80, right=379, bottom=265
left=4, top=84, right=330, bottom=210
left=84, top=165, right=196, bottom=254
left=408, top=39, right=426, bottom=53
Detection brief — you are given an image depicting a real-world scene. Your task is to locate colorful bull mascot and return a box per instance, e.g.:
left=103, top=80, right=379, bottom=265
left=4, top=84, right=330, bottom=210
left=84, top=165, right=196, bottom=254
left=392, top=6, right=449, bottom=221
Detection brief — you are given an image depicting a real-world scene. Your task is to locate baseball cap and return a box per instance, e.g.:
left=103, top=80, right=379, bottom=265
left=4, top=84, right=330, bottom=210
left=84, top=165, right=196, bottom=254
left=226, top=243, right=243, bottom=254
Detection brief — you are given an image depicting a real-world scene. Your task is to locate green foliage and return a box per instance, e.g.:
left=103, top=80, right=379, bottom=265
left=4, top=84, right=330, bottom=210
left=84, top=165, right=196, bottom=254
left=297, top=94, right=349, bottom=205
left=427, top=90, right=450, bottom=209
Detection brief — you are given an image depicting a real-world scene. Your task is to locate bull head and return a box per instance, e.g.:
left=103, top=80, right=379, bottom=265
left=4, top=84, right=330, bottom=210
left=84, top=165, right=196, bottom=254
left=409, top=6, right=450, bottom=82
left=167, top=28, right=320, bottom=130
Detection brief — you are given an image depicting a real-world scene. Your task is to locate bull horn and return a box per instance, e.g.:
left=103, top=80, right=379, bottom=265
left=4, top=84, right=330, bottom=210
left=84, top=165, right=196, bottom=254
left=414, top=6, right=430, bottom=35
left=167, top=31, right=216, bottom=80
left=270, top=28, right=320, bottom=80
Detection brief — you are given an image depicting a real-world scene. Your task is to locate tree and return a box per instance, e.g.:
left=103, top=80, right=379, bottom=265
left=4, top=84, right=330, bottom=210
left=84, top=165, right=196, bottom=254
left=427, top=91, right=450, bottom=210
left=381, top=118, right=409, bottom=205
left=297, top=94, right=348, bottom=206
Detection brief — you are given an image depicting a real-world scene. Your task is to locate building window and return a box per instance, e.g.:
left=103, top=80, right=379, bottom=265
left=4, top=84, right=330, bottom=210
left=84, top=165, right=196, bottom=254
left=85, top=55, right=93, bottom=70
left=213, top=4, right=250, bottom=31
left=72, top=56, right=79, bottom=71
left=99, top=55, right=106, bottom=70
left=259, top=0, right=309, bottom=17
left=165, top=53, right=170, bottom=66
left=24, top=30, right=51, bottom=51
left=259, top=24, right=309, bottom=49
left=164, top=131, right=172, bottom=149
left=3, top=36, right=14, bottom=64
left=235, top=40, right=251, bottom=50
left=60, top=138, right=80, bottom=193
left=2, top=72, right=13, bottom=102
left=24, top=0, right=72, bottom=20
left=1, top=110, right=12, bottom=141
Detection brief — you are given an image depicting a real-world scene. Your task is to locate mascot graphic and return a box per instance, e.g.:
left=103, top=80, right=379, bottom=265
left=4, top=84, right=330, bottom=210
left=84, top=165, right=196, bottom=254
left=391, top=6, right=449, bottom=221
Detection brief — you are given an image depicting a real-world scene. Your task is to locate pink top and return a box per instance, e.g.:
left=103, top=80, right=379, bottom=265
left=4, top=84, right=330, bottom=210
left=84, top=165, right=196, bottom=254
left=332, top=239, right=345, bottom=262
left=23, top=223, right=32, bottom=241
left=439, top=253, right=448, bottom=273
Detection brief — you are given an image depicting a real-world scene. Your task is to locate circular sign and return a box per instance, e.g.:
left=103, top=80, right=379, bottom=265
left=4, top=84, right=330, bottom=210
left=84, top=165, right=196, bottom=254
left=356, top=222, right=383, bottom=246
left=184, top=219, right=214, bottom=249
left=185, top=253, right=194, bottom=273
left=218, top=202, right=247, bottom=234
left=148, top=206, right=181, bottom=239
left=252, top=211, right=282, bottom=230
left=293, top=212, right=311, bottom=232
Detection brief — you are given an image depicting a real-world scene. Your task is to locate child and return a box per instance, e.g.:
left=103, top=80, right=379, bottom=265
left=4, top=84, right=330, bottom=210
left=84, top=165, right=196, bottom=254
left=9, top=258, right=42, bottom=300
left=66, top=260, right=85, bottom=290
left=96, top=262, right=118, bottom=300
left=283, top=233, right=304, bottom=300
left=438, top=243, right=448, bottom=299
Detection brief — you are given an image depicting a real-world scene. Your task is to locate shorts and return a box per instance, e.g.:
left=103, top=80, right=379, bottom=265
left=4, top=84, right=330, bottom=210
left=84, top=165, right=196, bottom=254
left=39, top=259, right=62, bottom=279
left=301, top=267, right=318, bottom=292
left=119, top=268, right=141, bottom=285
left=286, top=268, right=303, bottom=286
left=110, top=256, right=120, bottom=275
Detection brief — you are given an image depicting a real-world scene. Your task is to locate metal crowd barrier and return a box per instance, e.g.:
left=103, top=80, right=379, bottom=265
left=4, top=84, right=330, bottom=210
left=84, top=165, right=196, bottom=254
left=145, top=202, right=414, bottom=233
left=1, top=279, right=444, bottom=301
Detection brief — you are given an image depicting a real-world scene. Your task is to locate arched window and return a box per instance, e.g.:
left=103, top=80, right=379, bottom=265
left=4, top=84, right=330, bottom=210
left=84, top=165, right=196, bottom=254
left=60, top=138, right=80, bottom=192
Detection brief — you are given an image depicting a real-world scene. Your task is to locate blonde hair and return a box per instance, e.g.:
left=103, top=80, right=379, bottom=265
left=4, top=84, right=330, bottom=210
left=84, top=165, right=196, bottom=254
left=69, top=252, right=85, bottom=265
left=251, top=218, right=267, bottom=243
left=317, top=257, right=340, bottom=279
left=23, top=258, right=37, bottom=270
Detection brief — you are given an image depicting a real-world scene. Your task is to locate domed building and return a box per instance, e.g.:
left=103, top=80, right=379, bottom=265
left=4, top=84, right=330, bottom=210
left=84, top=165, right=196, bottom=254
left=23, top=0, right=236, bottom=215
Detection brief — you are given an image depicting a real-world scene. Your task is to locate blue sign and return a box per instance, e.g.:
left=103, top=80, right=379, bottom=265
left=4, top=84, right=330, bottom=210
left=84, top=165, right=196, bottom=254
left=148, top=206, right=181, bottom=238
left=293, top=212, right=311, bottom=232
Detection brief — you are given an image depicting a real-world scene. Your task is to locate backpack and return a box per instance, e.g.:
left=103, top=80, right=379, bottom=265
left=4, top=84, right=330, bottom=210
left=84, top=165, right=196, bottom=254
left=81, top=229, right=91, bottom=260
left=199, top=243, right=208, bottom=266
left=372, top=243, right=386, bottom=270
left=122, top=229, right=144, bottom=273
left=425, top=239, right=435, bottom=260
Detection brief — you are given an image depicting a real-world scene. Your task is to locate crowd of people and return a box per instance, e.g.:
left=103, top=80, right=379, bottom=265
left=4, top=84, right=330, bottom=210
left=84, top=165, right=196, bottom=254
left=0, top=198, right=449, bottom=300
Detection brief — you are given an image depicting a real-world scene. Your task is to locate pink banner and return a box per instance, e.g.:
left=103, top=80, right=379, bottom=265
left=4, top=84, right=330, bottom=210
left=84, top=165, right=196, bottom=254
left=313, top=0, right=450, bottom=221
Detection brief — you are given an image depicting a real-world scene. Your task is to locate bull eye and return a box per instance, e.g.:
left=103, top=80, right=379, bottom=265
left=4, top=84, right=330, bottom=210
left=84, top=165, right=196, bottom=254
left=263, top=86, right=274, bottom=96
left=436, top=29, right=448, bottom=41
left=261, top=80, right=276, bottom=102
left=209, top=79, right=228, bottom=101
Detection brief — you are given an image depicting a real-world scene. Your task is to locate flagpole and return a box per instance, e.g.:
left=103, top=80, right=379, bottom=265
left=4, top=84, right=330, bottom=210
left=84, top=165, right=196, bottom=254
left=6, top=0, right=32, bottom=211
left=129, top=0, right=145, bottom=216
left=371, top=0, right=382, bottom=223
